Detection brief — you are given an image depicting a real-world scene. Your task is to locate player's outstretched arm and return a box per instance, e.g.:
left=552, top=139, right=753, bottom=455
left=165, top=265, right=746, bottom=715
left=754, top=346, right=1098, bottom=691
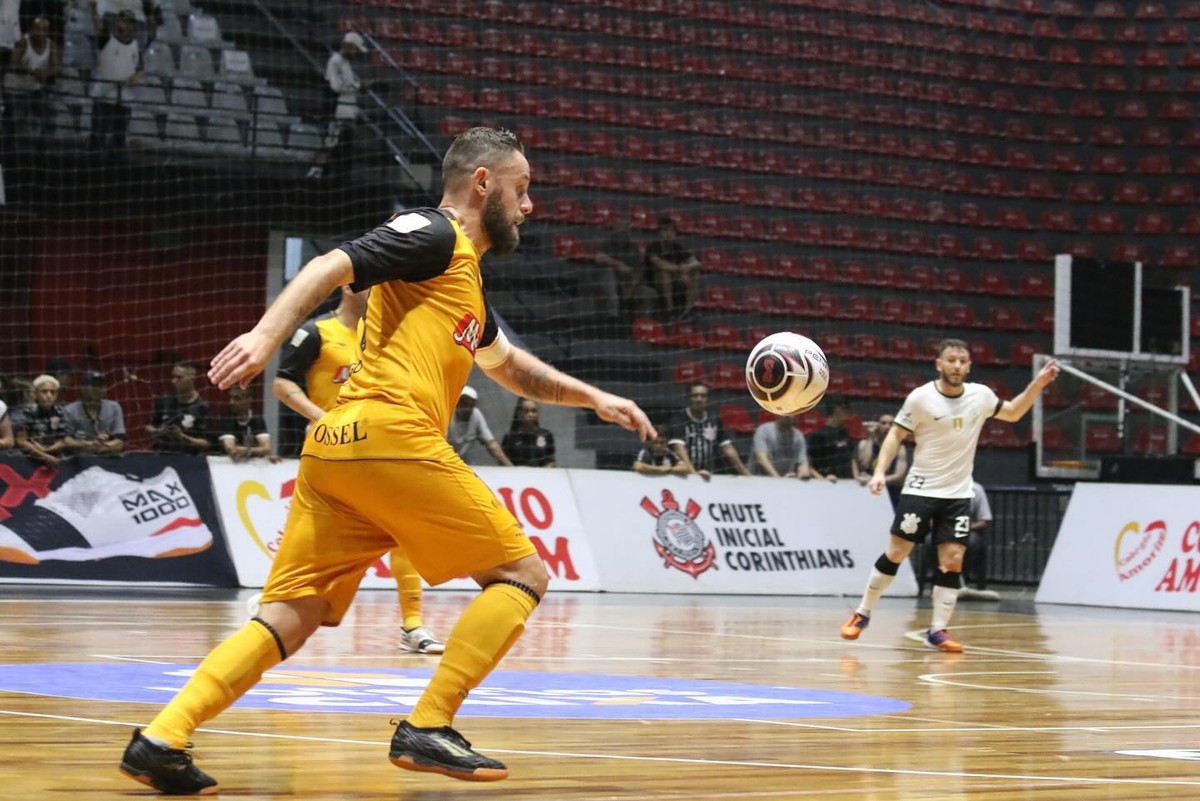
left=483, top=347, right=656, bottom=441
left=995, top=358, right=1061, bottom=423
left=868, top=425, right=908, bottom=495
left=210, top=250, right=354, bottom=390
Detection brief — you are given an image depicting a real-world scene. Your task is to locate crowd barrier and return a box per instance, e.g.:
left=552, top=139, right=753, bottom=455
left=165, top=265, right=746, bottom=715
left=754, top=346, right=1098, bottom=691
left=0, top=454, right=913, bottom=596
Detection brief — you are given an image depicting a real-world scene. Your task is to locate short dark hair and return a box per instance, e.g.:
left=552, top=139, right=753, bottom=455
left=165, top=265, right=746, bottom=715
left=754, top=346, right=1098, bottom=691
left=442, top=127, right=523, bottom=190
left=174, top=360, right=200, bottom=374
left=936, top=338, right=970, bottom=356
left=687, top=382, right=710, bottom=396
left=825, top=396, right=851, bottom=412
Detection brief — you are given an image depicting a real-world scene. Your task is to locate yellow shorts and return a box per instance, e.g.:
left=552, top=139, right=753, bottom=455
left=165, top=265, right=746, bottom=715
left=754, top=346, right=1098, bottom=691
left=260, top=455, right=534, bottom=625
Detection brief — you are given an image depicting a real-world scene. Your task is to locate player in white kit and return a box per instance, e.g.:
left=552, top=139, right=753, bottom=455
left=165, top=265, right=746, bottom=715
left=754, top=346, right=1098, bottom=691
left=840, top=339, right=1060, bottom=652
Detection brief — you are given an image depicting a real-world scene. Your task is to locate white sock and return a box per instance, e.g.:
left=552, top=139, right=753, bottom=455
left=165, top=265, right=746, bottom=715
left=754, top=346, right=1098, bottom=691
left=930, top=584, right=961, bottom=632
left=856, top=568, right=896, bottom=617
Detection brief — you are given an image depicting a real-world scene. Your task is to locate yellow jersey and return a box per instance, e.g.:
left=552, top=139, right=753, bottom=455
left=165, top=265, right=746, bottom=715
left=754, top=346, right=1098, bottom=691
left=277, top=314, right=360, bottom=412
left=302, top=208, right=509, bottom=461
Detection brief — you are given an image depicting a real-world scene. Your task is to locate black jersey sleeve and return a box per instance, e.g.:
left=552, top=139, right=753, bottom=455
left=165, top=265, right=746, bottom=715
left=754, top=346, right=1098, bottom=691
left=340, top=209, right=457, bottom=291
left=276, top=319, right=322, bottom=385
left=480, top=295, right=499, bottom=349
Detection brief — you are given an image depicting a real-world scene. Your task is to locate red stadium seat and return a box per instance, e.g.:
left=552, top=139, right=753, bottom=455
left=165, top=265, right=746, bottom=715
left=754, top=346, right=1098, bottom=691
left=989, top=305, right=1029, bottom=331
left=795, top=409, right=825, bottom=435
left=666, top=320, right=705, bottom=348
left=1158, top=183, right=1196, bottom=205
left=979, top=271, right=1014, bottom=295
left=697, top=284, right=737, bottom=311
left=1161, top=245, right=1198, bottom=268
left=632, top=317, right=666, bottom=345
left=719, top=403, right=757, bottom=436
left=889, top=335, right=920, bottom=361
left=708, top=323, right=743, bottom=351
left=859, top=372, right=893, bottom=399
left=912, top=301, right=944, bottom=326
left=854, top=333, right=886, bottom=360
left=1010, top=340, right=1041, bottom=366
left=1018, top=271, right=1054, bottom=297
left=1112, top=243, right=1147, bottom=262
left=1087, top=211, right=1124, bottom=234
left=1086, top=425, right=1123, bottom=453
left=672, top=360, right=706, bottom=385
left=708, top=362, right=744, bottom=391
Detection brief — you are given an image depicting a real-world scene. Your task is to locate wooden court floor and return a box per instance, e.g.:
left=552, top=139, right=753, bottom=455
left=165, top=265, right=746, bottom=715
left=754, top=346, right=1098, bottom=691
left=0, top=585, right=1197, bottom=800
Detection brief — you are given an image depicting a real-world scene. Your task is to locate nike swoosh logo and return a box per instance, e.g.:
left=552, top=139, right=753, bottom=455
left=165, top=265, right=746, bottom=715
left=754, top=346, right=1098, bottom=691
left=933, top=415, right=947, bottom=421
left=954, top=531, right=969, bottom=538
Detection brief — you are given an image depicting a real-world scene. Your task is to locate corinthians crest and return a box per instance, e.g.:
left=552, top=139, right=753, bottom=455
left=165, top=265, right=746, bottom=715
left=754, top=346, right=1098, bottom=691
left=641, top=489, right=716, bottom=578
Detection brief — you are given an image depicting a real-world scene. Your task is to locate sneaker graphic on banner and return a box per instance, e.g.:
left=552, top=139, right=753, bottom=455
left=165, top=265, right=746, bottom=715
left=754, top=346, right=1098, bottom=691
left=0, top=465, right=213, bottom=564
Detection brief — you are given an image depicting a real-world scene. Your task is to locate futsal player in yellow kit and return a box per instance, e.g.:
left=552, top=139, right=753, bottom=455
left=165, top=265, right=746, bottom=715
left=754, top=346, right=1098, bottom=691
left=271, top=285, right=444, bottom=655
left=118, top=127, right=656, bottom=793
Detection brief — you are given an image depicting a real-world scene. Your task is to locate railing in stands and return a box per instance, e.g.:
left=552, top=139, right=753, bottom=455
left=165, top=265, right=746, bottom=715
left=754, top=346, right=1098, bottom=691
left=245, top=0, right=435, bottom=192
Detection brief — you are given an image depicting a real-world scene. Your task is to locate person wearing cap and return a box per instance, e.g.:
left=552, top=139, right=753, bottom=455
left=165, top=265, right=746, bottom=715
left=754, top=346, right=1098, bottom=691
left=63, top=369, right=126, bottom=455
left=312, top=30, right=370, bottom=178
left=13, top=374, right=76, bottom=466
left=447, top=385, right=512, bottom=466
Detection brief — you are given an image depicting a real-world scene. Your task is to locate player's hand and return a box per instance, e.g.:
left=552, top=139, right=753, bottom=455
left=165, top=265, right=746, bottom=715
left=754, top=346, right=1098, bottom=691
left=593, top=393, right=656, bottom=441
left=867, top=474, right=886, bottom=495
left=210, top=330, right=275, bottom=390
left=1037, top=359, right=1061, bottom=386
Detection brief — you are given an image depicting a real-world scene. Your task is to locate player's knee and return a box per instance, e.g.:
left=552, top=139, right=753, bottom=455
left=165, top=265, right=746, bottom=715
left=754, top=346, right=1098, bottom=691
left=258, top=596, right=327, bottom=655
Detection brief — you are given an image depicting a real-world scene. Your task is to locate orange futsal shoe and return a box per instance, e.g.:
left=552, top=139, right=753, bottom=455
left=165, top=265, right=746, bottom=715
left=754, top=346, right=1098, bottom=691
left=926, top=629, right=964, bottom=653
left=840, top=612, right=870, bottom=641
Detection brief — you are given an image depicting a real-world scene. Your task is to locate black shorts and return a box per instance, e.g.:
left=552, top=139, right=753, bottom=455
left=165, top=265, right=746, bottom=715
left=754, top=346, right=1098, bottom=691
left=890, top=494, right=972, bottom=545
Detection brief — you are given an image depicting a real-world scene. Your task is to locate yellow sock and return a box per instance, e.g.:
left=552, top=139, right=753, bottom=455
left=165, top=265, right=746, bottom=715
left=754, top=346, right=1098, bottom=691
left=144, top=619, right=284, bottom=749
left=390, top=547, right=424, bottom=631
left=408, top=582, right=537, bottom=728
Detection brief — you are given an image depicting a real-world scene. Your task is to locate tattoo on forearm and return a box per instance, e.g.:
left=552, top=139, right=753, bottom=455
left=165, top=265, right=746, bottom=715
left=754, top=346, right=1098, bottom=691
left=513, top=364, right=565, bottom=403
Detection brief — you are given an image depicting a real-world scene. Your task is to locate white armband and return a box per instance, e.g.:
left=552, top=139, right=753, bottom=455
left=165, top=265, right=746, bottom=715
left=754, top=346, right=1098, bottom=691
left=475, top=328, right=513, bottom=369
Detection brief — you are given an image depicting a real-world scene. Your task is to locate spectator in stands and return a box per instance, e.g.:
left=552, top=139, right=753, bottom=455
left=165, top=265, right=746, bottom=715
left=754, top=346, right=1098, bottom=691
left=4, top=15, right=58, bottom=135
left=644, top=215, right=701, bottom=315
left=310, top=31, right=369, bottom=179
left=96, top=0, right=160, bottom=49
left=0, top=375, right=14, bottom=452
left=961, top=481, right=994, bottom=593
left=4, top=376, right=33, bottom=412
left=13, top=373, right=76, bottom=466
left=807, top=397, right=856, bottom=482
left=591, top=212, right=648, bottom=316
left=750, top=414, right=814, bottom=478
left=501, top=397, right=555, bottom=467
left=63, top=369, right=125, bottom=455
left=0, top=0, right=19, bottom=98
left=855, top=413, right=909, bottom=505
left=44, top=356, right=77, bottom=401
left=632, top=431, right=688, bottom=475
left=447, top=385, right=512, bottom=466
left=216, top=385, right=279, bottom=462
left=88, top=10, right=141, bottom=151
left=146, top=360, right=210, bottom=454
left=668, top=382, right=750, bottom=479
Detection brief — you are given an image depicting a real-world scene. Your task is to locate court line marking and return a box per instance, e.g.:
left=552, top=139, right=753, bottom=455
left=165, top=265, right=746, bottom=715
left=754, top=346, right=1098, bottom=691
left=918, top=670, right=1200, bottom=702
left=1, top=708, right=1198, bottom=788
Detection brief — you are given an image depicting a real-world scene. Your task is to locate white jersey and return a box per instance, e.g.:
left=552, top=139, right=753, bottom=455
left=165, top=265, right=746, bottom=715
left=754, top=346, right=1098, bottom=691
left=894, top=381, right=1001, bottom=499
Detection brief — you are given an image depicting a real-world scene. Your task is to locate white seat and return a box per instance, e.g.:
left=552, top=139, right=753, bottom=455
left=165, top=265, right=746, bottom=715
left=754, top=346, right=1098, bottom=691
left=142, top=41, right=177, bottom=78
left=159, top=0, right=196, bottom=17
left=251, top=84, right=300, bottom=128
left=169, top=76, right=208, bottom=113
left=55, top=68, right=90, bottom=104
left=219, top=49, right=260, bottom=85
left=178, top=44, right=215, bottom=81
left=250, top=117, right=286, bottom=158
left=286, top=121, right=323, bottom=161
left=186, top=13, right=230, bottom=47
left=154, top=13, right=185, bottom=44
left=210, top=80, right=248, bottom=120
left=51, top=102, right=92, bottom=140
left=126, top=74, right=167, bottom=112
left=64, top=0, right=96, bottom=36
left=62, top=34, right=97, bottom=71
left=164, top=111, right=208, bottom=152
left=205, top=113, right=247, bottom=155
left=127, top=108, right=163, bottom=147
